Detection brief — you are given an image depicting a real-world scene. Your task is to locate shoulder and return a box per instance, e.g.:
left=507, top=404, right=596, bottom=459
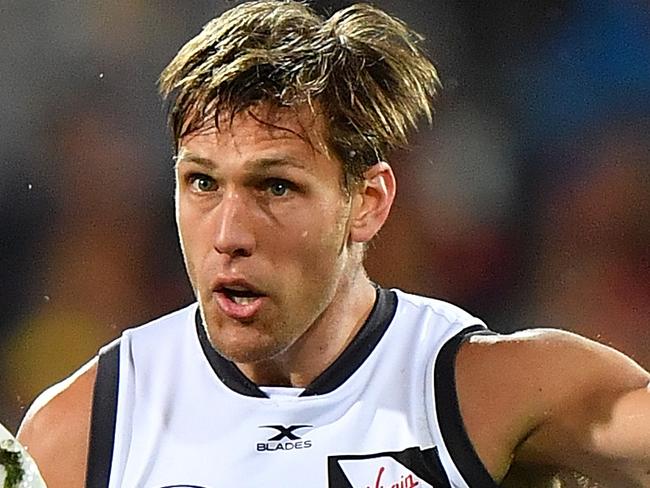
left=458, top=328, right=649, bottom=401
left=14, top=306, right=195, bottom=488
left=17, top=357, right=98, bottom=488
left=393, top=289, right=486, bottom=333
left=454, top=328, right=650, bottom=480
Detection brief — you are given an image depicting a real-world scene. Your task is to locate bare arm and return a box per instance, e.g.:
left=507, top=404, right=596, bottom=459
left=17, top=358, right=97, bottom=488
left=516, top=367, right=650, bottom=485
left=456, top=329, right=650, bottom=486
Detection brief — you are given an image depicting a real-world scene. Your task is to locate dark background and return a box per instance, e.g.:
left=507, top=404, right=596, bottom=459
left=1, top=0, right=649, bottom=430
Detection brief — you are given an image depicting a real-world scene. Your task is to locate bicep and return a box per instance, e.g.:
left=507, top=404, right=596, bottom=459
left=508, top=334, right=650, bottom=484
left=518, top=385, right=650, bottom=471
left=459, top=328, right=650, bottom=484
left=589, top=386, right=650, bottom=462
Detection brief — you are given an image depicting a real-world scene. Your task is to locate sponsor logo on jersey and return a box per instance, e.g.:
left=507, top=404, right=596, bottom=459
left=337, top=457, right=432, bottom=488
left=327, top=446, right=449, bottom=488
left=369, top=466, right=421, bottom=488
left=256, top=424, right=313, bottom=452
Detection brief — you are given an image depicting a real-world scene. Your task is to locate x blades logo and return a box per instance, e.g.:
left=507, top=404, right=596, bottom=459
left=260, top=424, right=313, bottom=441
left=257, top=424, right=314, bottom=452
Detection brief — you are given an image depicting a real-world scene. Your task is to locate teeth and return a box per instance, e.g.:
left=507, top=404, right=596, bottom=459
left=232, top=296, right=257, bottom=305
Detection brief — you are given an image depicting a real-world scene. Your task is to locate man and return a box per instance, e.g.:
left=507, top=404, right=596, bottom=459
left=17, top=1, right=650, bottom=487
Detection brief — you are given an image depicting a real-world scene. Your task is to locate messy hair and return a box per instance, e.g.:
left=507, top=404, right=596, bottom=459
left=159, top=0, right=440, bottom=183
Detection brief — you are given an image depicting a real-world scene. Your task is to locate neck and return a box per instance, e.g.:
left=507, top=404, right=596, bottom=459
left=235, top=271, right=377, bottom=388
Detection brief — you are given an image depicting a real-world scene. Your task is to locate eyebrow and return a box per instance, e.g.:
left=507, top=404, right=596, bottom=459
left=174, top=151, right=212, bottom=169
left=175, top=151, right=310, bottom=173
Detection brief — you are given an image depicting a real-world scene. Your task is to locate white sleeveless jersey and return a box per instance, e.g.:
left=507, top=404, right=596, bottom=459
left=86, top=288, right=499, bottom=488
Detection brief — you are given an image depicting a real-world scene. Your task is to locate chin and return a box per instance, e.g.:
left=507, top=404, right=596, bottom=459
left=218, top=343, right=287, bottom=364
left=200, top=303, right=296, bottom=364
left=208, top=329, right=288, bottom=364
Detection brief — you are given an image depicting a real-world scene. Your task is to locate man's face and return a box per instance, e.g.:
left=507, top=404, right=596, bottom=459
left=175, top=105, right=358, bottom=364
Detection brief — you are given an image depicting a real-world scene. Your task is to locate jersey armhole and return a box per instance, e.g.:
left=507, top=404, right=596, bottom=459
left=85, top=339, right=120, bottom=488
left=434, top=326, right=500, bottom=488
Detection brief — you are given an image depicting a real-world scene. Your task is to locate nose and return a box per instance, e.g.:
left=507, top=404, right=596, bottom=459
left=212, top=190, right=255, bottom=258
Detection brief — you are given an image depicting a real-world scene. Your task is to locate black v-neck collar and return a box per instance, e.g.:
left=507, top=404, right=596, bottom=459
left=195, top=287, right=398, bottom=398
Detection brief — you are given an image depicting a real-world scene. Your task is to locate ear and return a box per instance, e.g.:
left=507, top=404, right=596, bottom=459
left=349, top=161, right=396, bottom=243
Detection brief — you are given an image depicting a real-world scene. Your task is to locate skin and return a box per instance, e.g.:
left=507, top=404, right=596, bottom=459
left=17, top=104, right=650, bottom=488
left=458, top=330, right=650, bottom=486
left=173, top=105, right=390, bottom=385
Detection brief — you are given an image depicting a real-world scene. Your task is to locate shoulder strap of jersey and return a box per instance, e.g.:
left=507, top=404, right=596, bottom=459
left=434, top=326, right=500, bottom=488
left=85, top=339, right=120, bottom=488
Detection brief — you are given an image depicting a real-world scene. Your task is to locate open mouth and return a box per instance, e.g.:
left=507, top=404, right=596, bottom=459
left=220, top=287, right=264, bottom=305
left=214, top=284, right=267, bottom=320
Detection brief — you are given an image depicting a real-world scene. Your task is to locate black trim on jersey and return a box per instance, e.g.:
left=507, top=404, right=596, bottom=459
left=434, top=326, right=500, bottom=488
left=194, top=287, right=398, bottom=398
left=86, top=339, right=121, bottom=488
left=302, top=287, right=396, bottom=396
left=328, top=446, right=451, bottom=487
left=195, top=310, right=267, bottom=398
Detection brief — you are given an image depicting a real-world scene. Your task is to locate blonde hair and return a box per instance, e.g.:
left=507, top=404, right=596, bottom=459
left=159, top=0, right=440, bottom=181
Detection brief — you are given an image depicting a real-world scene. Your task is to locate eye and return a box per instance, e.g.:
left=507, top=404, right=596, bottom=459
left=266, top=178, right=293, bottom=197
left=189, top=174, right=216, bottom=192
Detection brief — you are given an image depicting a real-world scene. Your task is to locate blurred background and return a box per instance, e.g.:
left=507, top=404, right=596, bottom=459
left=1, top=0, right=648, bottom=431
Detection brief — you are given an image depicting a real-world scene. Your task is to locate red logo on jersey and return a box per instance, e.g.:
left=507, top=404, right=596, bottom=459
left=366, top=466, right=420, bottom=488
